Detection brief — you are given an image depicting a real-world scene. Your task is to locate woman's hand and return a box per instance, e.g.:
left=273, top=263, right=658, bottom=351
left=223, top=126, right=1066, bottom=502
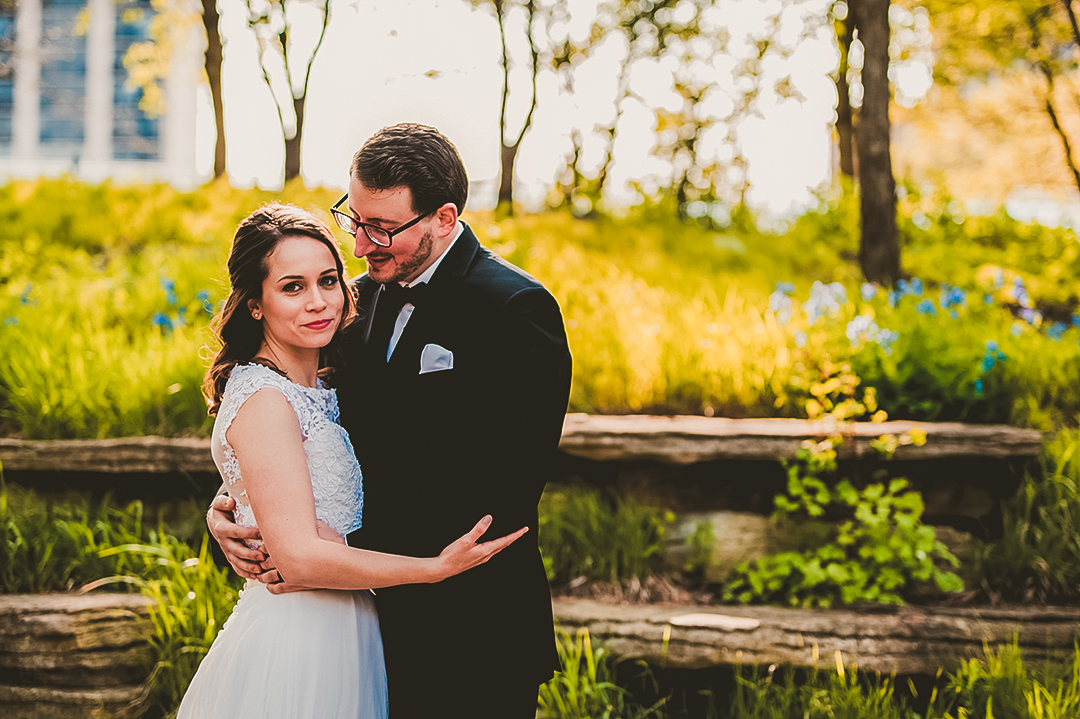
left=435, top=516, right=528, bottom=581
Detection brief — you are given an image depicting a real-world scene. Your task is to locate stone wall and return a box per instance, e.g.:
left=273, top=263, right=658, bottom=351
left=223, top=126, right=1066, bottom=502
left=0, top=593, right=153, bottom=719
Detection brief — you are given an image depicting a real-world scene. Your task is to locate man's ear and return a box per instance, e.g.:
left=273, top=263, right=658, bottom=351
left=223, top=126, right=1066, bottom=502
left=433, top=202, right=459, bottom=237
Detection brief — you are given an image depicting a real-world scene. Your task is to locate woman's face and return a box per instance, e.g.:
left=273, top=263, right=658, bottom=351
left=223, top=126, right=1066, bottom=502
left=248, top=235, right=345, bottom=351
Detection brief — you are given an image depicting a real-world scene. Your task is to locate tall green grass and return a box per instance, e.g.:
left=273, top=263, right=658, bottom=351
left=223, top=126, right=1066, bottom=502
left=538, top=485, right=674, bottom=586
left=973, top=426, right=1080, bottom=604
left=539, top=628, right=667, bottom=719
left=1, top=178, right=1077, bottom=438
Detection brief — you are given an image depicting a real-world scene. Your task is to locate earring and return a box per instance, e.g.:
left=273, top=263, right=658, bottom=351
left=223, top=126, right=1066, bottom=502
left=252, top=312, right=261, bottom=320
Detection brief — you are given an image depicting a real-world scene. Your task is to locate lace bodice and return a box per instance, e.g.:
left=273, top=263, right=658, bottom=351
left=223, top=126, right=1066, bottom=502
left=211, top=363, right=364, bottom=538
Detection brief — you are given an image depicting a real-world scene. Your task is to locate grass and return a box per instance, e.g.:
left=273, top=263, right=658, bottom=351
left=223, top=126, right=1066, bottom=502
left=972, top=426, right=1080, bottom=604
left=1, top=178, right=1078, bottom=438
left=539, top=628, right=667, bottom=719
left=538, top=484, right=674, bottom=587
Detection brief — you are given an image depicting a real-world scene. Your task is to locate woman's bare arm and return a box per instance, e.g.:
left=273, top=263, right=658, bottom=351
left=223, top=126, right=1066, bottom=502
left=227, top=388, right=523, bottom=590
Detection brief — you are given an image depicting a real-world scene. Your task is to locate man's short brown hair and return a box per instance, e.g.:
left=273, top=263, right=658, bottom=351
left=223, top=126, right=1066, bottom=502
left=350, top=124, right=469, bottom=215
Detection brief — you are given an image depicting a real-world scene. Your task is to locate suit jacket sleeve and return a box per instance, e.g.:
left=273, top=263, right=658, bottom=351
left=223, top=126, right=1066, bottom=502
left=475, top=286, right=572, bottom=514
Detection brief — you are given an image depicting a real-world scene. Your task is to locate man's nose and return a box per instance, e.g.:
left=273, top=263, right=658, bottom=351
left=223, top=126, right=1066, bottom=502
left=353, top=233, right=378, bottom=258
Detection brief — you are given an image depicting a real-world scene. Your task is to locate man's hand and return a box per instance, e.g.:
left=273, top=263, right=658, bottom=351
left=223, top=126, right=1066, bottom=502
left=260, top=520, right=346, bottom=595
left=206, top=494, right=267, bottom=581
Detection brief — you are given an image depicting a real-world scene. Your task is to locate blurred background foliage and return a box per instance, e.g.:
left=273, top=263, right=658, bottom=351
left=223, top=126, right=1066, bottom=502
left=0, top=177, right=1077, bottom=439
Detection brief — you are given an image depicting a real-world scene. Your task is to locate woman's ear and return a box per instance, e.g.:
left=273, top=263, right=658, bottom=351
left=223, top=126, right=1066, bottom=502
left=248, top=299, right=262, bottom=320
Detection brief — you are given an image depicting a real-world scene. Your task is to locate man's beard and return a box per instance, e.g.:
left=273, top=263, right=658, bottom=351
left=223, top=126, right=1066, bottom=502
left=372, top=227, right=434, bottom=284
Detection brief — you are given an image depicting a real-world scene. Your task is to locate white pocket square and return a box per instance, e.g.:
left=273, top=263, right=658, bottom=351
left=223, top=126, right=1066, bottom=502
left=419, top=343, right=454, bottom=374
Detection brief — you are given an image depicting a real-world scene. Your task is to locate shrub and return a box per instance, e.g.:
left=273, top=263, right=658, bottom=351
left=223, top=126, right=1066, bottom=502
left=723, top=438, right=963, bottom=608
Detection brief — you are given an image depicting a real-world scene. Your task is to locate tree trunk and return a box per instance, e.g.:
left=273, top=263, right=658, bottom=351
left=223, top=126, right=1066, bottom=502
left=284, top=95, right=304, bottom=182
left=853, top=0, right=900, bottom=285
left=201, top=0, right=225, bottom=179
left=498, top=142, right=518, bottom=210
left=835, top=8, right=856, bottom=179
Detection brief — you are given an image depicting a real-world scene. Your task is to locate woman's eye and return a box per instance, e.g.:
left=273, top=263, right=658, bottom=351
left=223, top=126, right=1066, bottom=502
left=283, top=282, right=301, bottom=292
left=320, top=275, right=338, bottom=287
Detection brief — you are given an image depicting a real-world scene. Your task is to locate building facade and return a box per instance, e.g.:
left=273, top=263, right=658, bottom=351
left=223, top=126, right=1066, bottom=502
left=0, top=0, right=201, bottom=187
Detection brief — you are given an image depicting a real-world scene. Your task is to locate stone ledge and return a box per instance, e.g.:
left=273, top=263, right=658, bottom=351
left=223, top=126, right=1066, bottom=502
left=560, top=414, right=1043, bottom=464
left=551, top=598, right=1080, bottom=675
left=0, top=683, right=147, bottom=719
left=0, top=594, right=152, bottom=689
left=0, top=416, right=1043, bottom=473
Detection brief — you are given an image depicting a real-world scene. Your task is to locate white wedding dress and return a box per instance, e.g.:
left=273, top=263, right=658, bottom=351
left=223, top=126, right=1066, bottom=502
left=177, top=363, right=388, bottom=719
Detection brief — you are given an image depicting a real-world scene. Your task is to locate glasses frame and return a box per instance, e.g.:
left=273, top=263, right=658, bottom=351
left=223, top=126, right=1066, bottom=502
left=330, top=193, right=432, bottom=248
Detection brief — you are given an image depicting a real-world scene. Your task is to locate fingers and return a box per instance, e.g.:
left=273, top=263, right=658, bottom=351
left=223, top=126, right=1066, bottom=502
left=208, top=512, right=263, bottom=542
left=222, top=537, right=267, bottom=564
left=232, top=563, right=264, bottom=581
left=210, top=494, right=235, bottom=512
left=461, top=515, right=493, bottom=545
left=480, top=526, right=529, bottom=557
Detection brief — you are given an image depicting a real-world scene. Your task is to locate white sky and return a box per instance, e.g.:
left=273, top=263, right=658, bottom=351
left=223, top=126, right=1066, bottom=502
left=197, top=0, right=922, bottom=215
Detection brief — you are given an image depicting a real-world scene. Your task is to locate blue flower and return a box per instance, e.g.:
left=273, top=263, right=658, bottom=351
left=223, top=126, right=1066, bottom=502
left=1019, top=307, right=1040, bottom=325
left=803, top=281, right=847, bottom=325
left=19, top=283, right=32, bottom=305
left=1073, top=313, right=1080, bottom=328
left=3, top=316, right=17, bottom=326
left=160, top=276, right=178, bottom=305
left=887, top=290, right=900, bottom=308
left=1047, top=322, right=1068, bottom=340
left=875, top=329, right=899, bottom=355
left=775, top=282, right=795, bottom=295
left=940, top=285, right=967, bottom=311
left=846, top=315, right=877, bottom=346
left=1011, top=323, right=1025, bottom=336
left=769, top=291, right=794, bottom=325
left=915, top=299, right=937, bottom=316
left=992, top=270, right=1005, bottom=290
left=981, top=355, right=996, bottom=372
left=196, top=289, right=210, bottom=301
left=974, top=378, right=984, bottom=395
left=984, top=293, right=995, bottom=306
left=176, top=306, right=187, bottom=327
left=152, top=312, right=173, bottom=331
left=861, top=283, right=878, bottom=302
left=986, top=340, right=998, bottom=352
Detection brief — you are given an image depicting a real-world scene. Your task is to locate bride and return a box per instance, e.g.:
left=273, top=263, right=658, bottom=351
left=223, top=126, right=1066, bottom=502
left=176, top=203, right=525, bottom=719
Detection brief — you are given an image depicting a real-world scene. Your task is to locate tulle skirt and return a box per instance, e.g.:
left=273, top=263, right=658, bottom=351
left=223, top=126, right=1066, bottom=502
left=177, top=581, right=388, bottom=719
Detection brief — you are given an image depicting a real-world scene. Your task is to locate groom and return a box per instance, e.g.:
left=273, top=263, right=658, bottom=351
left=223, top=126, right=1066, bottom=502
left=209, top=123, right=572, bottom=717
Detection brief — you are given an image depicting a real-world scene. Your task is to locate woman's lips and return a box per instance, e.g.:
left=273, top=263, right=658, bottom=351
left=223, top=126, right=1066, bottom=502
left=303, top=319, right=333, bottom=330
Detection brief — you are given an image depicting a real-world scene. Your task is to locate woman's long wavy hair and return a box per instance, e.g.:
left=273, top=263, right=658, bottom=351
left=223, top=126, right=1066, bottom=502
left=203, top=203, right=356, bottom=416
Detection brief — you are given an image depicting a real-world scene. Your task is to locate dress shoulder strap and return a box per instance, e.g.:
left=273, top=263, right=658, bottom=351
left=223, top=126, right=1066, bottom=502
left=217, top=363, right=312, bottom=441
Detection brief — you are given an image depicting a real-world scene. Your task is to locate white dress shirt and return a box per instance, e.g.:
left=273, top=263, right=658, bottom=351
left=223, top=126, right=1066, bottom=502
left=386, top=221, right=464, bottom=360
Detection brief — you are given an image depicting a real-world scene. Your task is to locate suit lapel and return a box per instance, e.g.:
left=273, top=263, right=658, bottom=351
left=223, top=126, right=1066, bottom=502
left=384, top=224, right=481, bottom=373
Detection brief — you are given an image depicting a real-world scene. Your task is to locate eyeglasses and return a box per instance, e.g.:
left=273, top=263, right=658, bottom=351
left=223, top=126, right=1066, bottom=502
left=330, top=194, right=431, bottom=248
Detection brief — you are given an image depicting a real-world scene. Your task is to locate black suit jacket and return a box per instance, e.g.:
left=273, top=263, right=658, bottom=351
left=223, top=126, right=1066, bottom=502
left=333, top=223, right=572, bottom=702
